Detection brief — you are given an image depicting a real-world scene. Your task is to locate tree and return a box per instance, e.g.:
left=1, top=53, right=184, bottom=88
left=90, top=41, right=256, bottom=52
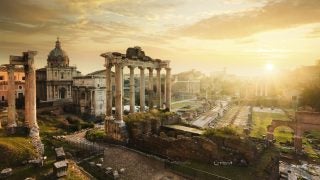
left=300, top=84, right=320, bottom=111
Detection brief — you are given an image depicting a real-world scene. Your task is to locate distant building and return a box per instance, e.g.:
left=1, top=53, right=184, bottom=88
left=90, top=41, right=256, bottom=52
left=172, top=69, right=202, bottom=99
left=36, top=38, right=81, bottom=103
left=72, top=70, right=114, bottom=117
left=0, top=66, right=25, bottom=103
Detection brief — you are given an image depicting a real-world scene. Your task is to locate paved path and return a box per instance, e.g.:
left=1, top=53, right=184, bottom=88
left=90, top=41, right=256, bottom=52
left=192, top=106, right=220, bottom=128
left=63, top=130, right=184, bottom=180
left=233, top=106, right=250, bottom=128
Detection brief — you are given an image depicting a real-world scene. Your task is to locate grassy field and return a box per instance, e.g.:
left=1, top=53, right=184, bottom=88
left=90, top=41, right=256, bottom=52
left=0, top=135, right=37, bottom=169
left=171, top=100, right=202, bottom=111
left=250, top=111, right=290, bottom=139
left=0, top=111, right=94, bottom=179
left=250, top=111, right=320, bottom=160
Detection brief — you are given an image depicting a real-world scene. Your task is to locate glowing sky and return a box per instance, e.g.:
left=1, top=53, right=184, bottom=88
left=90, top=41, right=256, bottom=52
left=1, top=0, right=320, bottom=75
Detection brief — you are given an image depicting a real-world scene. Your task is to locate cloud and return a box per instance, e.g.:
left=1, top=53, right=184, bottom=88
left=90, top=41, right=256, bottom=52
left=306, top=26, right=320, bottom=38
left=99, top=0, right=179, bottom=18
left=176, top=0, right=320, bottom=39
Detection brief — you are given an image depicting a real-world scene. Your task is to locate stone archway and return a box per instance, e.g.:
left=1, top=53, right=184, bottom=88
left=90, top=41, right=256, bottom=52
left=272, top=125, right=295, bottom=146
left=267, top=111, right=320, bottom=152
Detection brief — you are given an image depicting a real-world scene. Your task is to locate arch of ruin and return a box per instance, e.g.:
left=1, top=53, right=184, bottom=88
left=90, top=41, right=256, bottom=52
left=267, top=111, right=320, bottom=152
left=4, top=51, right=39, bottom=136
left=101, top=47, right=171, bottom=141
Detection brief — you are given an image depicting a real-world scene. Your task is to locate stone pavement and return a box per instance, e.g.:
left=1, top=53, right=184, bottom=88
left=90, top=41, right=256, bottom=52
left=63, top=130, right=185, bottom=180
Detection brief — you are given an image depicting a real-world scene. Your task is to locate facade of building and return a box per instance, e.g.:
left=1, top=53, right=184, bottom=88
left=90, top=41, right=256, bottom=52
left=0, top=66, right=25, bottom=103
left=172, top=69, right=202, bottom=100
left=72, top=70, right=114, bottom=117
left=36, top=39, right=81, bottom=102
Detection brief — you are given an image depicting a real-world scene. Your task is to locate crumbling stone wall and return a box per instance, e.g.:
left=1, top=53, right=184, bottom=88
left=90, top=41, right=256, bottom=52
left=127, top=120, right=257, bottom=165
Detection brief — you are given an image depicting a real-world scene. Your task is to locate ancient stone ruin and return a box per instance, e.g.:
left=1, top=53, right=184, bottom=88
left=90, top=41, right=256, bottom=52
left=267, top=111, right=320, bottom=152
left=2, top=51, right=43, bottom=158
left=101, top=47, right=171, bottom=142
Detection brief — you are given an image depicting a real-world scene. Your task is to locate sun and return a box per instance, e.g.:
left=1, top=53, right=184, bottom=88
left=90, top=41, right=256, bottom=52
left=265, top=63, right=274, bottom=71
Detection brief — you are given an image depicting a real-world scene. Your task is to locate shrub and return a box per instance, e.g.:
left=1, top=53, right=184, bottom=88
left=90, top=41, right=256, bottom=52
left=81, top=122, right=94, bottom=129
left=66, top=116, right=80, bottom=125
left=85, top=129, right=106, bottom=142
left=204, top=127, right=238, bottom=137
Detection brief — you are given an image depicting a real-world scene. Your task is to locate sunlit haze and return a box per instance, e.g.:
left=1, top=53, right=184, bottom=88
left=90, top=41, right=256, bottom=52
left=1, top=0, right=320, bottom=75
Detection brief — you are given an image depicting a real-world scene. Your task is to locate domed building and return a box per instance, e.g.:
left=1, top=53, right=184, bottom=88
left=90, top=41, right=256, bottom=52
left=36, top=38, right=81, bottom=103
left=47, top=38, right=69, bottom=67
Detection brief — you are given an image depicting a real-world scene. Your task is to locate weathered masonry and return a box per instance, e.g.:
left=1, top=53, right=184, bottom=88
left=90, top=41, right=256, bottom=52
left=101, top=47, right=171, bottom=141
left=3, top=51, right=44, bottom=160
left=5, top=51, right=39, bottom=135
left=267, top=111, right=320, bottom=152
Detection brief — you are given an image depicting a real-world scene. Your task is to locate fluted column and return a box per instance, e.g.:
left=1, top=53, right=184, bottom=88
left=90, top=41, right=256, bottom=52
left=115, top=64, right=123, bottom=121
left=25, top=51, right=39, bottom=133
left=165, top=68, right=171, bottom=111
left=24, top=66, right=30, bottom=127
left=105, top=64, right=113, bottom=117
left=7, top=64, right=17, bottom=128
left=139, top=67, right=145, bottom=112
left=129, top=66, right=135, bottom=113
left=148, top=68, right=154, bottom=109
left=156, top=68, right=161, bottom=108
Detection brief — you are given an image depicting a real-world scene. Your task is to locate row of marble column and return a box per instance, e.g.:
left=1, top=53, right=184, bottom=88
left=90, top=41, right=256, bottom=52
left=105, top=64, right=171, bottom=122
left=6, top=54, right=39, bottom=132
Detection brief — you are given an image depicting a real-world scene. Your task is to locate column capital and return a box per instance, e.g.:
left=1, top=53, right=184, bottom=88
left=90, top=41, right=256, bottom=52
left=138, top=66, right=145, bottom=70
left=128, top=65, right=136, bottom=70
left=165, top=67, right=171, bottom=71
left=147, top=67, right=154, bottom=71
left=156, top=67, right=162, bottom=72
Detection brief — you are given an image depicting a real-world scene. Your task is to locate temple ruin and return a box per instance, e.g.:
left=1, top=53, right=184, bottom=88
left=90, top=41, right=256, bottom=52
left=4, top=51, right=43, bottom=157
left=267, top=111, right=320, bottom=152
left=101, top=47, right=171, bottom=141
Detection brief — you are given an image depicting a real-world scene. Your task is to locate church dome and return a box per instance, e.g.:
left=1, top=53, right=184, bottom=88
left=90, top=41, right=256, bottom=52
left=47, top=38, right=70, bottom=67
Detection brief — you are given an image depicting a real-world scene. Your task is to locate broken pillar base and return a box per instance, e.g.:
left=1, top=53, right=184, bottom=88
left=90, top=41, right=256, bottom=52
left=105, top=118, right=128, bottom=143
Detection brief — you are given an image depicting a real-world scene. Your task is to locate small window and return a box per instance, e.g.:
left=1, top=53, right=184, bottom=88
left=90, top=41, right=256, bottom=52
left=1, top=96, right=4, bottom=101
left=19, top=86, right=22, bottom=89
left=55, top=72, right=57, bottom=77
left=0, top=76, right=3, bottom=80
left=61, top=73, right=64, bottom=79
left=22, top=76, right=25, bottom=80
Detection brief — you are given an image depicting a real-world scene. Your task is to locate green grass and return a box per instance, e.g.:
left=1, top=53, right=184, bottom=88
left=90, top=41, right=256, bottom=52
left=0, top=135, right=37, bottom=169
left=250, top=111, right=320, bottom=160
left=171, top=101, right=202, bottom=111
left=0, top=112, right=94, bottom=179
left=250, top=111, right=290, bottom=138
